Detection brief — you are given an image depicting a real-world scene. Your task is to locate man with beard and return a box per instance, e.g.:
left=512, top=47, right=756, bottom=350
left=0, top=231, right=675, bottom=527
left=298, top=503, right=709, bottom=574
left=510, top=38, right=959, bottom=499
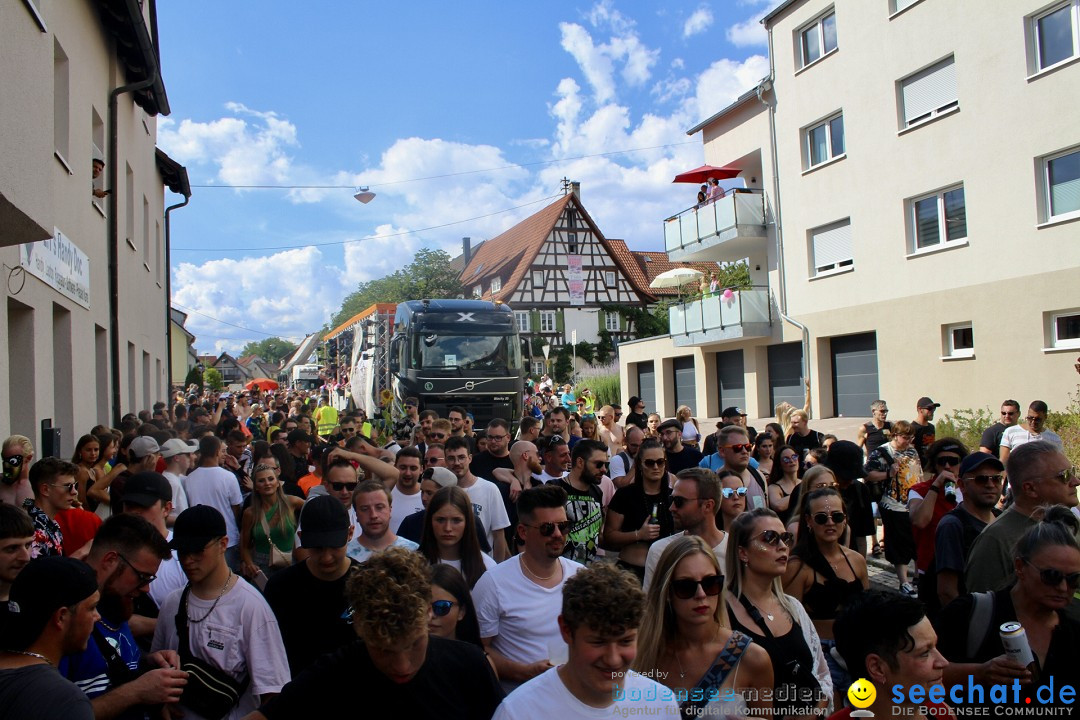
left=388, top=447, right=424, bottom=533
left=60, top=513, right=187, bottom=719
left=658, top=419, right=702, bottom=475
left=642, top=468, right=726, bottom=591
left=473, top=485, right=583, bottom=694
left=552, top=440, right=606, bottom=565
left=471, top=419, right=517, bottom=544
left=536, top=435, right=571, bottom=483
left=492, top=441, right=545, bottom=495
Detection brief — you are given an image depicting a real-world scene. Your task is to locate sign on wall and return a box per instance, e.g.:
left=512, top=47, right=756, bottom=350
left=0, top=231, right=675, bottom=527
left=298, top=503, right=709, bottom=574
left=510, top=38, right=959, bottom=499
left=567, top=253, right=584, bottom=306
left=20, top=228, right=91, bottom=309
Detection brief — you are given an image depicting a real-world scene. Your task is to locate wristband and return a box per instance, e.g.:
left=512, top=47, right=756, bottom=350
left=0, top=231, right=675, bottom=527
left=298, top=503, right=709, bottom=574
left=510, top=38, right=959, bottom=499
left=927, top=485, right=939, bottom=493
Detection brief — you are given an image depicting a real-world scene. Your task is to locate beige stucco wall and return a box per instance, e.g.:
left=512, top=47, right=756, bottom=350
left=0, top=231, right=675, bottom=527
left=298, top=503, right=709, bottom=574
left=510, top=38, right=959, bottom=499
left=0, top=1, right=170, bottom=454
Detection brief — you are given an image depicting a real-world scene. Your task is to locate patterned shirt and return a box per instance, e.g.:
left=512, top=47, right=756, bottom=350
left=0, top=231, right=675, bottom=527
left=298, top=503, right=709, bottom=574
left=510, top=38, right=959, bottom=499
left=23, top=498, right=63, bottom=558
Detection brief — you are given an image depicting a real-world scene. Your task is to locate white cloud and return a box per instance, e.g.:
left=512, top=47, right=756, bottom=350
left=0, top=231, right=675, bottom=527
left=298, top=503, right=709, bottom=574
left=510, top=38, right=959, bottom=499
left=726, top=18, right=767, bottom=47
left=683, top=7, right=714, bottom=38
left=694, top=55, right=770, bottom=121
left=558, top=2, right=659, bottom=105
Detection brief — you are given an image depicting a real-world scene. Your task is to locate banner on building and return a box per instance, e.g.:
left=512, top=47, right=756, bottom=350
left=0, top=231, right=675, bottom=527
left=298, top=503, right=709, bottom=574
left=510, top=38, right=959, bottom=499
left=567, top=253, right=584, bottom=306
left=20, top=228, right=91, bottom=309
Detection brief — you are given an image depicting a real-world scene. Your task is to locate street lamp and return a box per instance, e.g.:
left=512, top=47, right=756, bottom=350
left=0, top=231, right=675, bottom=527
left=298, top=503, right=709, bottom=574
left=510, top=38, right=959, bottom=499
left=353, top=187, right=376, bottom=204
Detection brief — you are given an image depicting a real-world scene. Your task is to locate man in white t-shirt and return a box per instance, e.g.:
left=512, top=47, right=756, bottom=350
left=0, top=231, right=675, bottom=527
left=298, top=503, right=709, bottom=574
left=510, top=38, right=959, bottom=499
left=388, top=446, right=424, bottom=533
left=474, top=484, right=582, bottom=694
left=493, top=562, right=677, bottom=719
left=183, top=435, right=243, bottom=571
left=1000, top=400, right=1064, bottom=467
left=159, top=438, right=197, bottom=525
left=536, top=435, right=571, bottom=484
left=643, top=468, right=727, bottom=592
left=345, top=480, right=418, bottom=563
left=445, top=436, right=509, bottom=561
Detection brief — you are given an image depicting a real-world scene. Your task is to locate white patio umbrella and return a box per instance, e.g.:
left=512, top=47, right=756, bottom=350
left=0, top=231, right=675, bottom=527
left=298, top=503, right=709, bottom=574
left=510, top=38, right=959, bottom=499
left=649, top=267, right=704, bottom=289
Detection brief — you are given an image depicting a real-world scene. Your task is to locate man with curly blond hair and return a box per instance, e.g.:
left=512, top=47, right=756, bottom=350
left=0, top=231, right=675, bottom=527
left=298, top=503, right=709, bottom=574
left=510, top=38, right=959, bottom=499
left=493, top=563, right=677, bottom=718
left=248, top=548, right=503, bottom=719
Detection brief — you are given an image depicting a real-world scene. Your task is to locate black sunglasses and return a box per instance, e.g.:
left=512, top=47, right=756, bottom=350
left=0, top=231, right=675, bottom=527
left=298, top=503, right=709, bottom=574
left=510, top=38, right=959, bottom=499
left=812, top=511, right=846, bottom=526
left=431, top=599, right=456, bottom=617
left=331, top=482, right=358, bottom=492
left=1025, top=560, right=1080, bottom=589
left=671, top=574, right=723, bottom=600
left=523, top=521, right=570, bottom=537
left=670, top=496, right=700, bottom=509
left=641, top=458, right=666, bottom=468
left=935, top=456, right=960, bottom=467
left=967, top=474, right=1003, bottom=485
left=756, top=530, right=794, bottom=547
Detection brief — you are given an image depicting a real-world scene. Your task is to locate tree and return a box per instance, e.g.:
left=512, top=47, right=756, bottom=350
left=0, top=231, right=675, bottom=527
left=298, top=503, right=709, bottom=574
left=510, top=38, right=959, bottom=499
left=203, top=367, right=223, bottom=391
left=552, top=346, right=574, bottom=384
left=574, top=341, right=596, bottom=365
left=595, top=330, right=614, bottom=365
left=240, top=337, right=298, bottom=364
left=183, top=366, right=203, bottom=391
left=331, top=248, right=465, bottom=327
left=602, top=302, right=671, bottom=340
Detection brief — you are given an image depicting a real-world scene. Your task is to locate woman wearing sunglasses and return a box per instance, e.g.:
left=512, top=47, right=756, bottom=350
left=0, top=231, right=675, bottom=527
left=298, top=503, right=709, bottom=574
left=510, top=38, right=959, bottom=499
left=605, top=439, right=674, bottom=582
left=634, top=535, right=774, bottom=719
left=429, top=563, right=484, bottom=649
left=419, top=486, right=496, bottom=589
left=716, top=470, right=748, bottom=532
left=784, top=465, right=841, bottom=539
left=782, top=488, right=868, bottom=709
left=936, top=505, right=1080, bottom=704
left=726, top=508, right=833, bottom=719
left=767, top=445, right=801, bottom=524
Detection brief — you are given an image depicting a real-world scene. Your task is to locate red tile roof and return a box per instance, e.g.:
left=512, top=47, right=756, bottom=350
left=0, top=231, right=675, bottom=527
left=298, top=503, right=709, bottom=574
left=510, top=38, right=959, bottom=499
left=606, top=239, right=656, bottom=301
left=631, top=252, right=720, bottom=297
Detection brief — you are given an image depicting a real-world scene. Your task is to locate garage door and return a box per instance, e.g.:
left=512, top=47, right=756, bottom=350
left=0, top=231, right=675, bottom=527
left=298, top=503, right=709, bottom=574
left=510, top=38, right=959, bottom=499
left=673, top=356, right=697, bottom=414
left=768, top=343, right=804, bottom=411
left=715, top=350, right=746, bottom=413
left=637, top=361, right=656, bottom=415
left=831, top=333, right=879, bottom=418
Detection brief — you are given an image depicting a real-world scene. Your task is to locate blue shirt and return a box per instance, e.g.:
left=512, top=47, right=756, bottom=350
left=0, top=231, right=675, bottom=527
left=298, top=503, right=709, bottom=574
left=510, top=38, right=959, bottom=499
left=60, top=618, right=140, bottom=704
left=698, top=454, right=760, bottom=472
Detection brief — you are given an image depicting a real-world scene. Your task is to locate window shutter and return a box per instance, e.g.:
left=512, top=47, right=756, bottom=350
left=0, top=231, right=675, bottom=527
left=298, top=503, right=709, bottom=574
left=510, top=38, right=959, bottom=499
left=811, top=221, right=853, bottom=270
left=530, top=310, right=540, bottom=332
left=902, top=57, right=956, bottom=125
left=555, top=310, right=564, bottom=335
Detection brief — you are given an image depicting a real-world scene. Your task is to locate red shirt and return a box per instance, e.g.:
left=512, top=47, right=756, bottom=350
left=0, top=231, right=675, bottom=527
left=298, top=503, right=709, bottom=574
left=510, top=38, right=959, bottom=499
left=908, top=479, right=960, bottom=572
left=55, top=507, right=103, bottom=557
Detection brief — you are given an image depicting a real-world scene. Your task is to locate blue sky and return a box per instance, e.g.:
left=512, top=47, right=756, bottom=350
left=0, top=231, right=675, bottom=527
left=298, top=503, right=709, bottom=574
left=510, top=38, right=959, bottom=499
left=157, top=0, right=778, bottom=354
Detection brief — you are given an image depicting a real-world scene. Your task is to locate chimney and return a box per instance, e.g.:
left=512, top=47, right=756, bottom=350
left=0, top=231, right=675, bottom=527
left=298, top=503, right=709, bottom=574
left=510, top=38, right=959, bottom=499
left=571, top=181, right=581, bottom=202
left=462, top=236, right=471, bottom=265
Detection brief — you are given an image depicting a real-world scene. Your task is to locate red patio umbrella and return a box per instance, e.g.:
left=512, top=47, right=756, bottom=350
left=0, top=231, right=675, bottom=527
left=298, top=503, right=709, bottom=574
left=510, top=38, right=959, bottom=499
left=672, top=164, right=741, bottom=184
left=245, top=378, right=279, bottom=391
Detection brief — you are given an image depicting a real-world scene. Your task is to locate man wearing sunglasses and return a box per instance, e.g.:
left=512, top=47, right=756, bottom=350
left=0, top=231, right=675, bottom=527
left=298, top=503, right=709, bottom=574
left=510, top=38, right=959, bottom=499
left=967, top=441, right=1077, bottom=594
left=700, top=427, right=767, bottom=511
left=551, top=440, right=607, bottom=565
left=24, top=457, right=81, bottom=558
left=999, top=400, right=1064, bottom=469
left=643, top=468, right=726, bottom=592
left=935, top=452, right=1004, bottom=608
left=62, top=514, right=186, bottom=718
left=0, top=435, right=35, bottom=507
left=978, top=400, right=1020, bottom=456
left=658, top=419, right=702, bottom=475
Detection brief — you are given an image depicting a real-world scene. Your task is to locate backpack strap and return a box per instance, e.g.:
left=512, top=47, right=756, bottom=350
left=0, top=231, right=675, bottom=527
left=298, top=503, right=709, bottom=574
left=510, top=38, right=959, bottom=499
left=747, top=466, right=767, bottom=495
left=967, top=591, right=995, bottom=660
left=681, top=631, right=752, bottom=719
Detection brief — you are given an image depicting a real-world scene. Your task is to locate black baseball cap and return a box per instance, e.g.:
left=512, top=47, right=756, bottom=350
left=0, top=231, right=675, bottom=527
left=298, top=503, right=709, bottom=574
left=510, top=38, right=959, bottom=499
left=917, top=396, right=941, bottom=409
left=721, top=406, right=747, bottom=418
left=959, top=452, right=1004, bottom=477
left=299, top=495, right=350, bottom=548
left=122, top=471, right=173, bottom=507
left=7, top=557, right=98, bottom=647
left=170, top=505, right=227, bottom=553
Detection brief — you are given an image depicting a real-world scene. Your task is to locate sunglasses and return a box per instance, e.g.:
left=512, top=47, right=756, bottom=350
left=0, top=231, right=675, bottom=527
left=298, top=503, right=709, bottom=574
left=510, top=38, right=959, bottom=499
left=340, top=427, right=357, bottom=434
left=755, top=530, right=795, bottom=547
left=331, top=482, right=358, bottom=492
left=671, top=574, right=724, bottom=600
left=780, top=455, right=799, bottom=464
left=487, top=434, right=508, bottom=441
left=1001, top=410, right=1018, bottom=416
left=966, top=474, right=1003, bottom=485
left=523, top=521, right=570, bottom=537
left=812, top=511, right=846, bottom=525
left=724, top=443, right=753, bottom=453
left=935, top=456, right=960, bottom=467
left=1025, top=560, right=1080, bottom=589
left=1026, top=416, right=1044, bottom=424
left=670, top=495, right=700, bottom=509
left=117, top=552, right=157, bottom=587
left=431, top=599, right=456, bottom=617
left=812, top=482, right=840, bottom=490
left=721, top=487, right=748, bottom=499
left=50, top=481, right=78, bottom=493
left=641, top=458, right=667, bottom=469
left=1045, top=467, right=1078, bottom=484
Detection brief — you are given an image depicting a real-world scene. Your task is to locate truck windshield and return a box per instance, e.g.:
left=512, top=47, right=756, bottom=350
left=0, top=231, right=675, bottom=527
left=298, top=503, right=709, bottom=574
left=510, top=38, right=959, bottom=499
left=411, top=333, right=520, bottom=372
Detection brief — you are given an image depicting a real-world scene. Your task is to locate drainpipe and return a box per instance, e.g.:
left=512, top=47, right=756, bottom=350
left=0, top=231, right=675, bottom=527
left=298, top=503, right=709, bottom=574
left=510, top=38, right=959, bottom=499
left=107, top=0, right=159, bottom=426
left=759, top=24, right=812, bottom=414
left=164, top=192, right=190, bottom=394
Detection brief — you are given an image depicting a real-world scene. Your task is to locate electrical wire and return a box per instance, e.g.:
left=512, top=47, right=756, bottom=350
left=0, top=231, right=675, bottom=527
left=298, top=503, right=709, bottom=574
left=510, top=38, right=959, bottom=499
left=172, top=301, right=305, bottom=341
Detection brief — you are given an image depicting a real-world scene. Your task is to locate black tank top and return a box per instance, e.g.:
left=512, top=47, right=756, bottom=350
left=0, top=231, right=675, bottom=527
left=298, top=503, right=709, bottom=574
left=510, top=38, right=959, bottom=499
left=863, top=421, right=891, bottom=456
left=800, top=550, right=863, bottom=620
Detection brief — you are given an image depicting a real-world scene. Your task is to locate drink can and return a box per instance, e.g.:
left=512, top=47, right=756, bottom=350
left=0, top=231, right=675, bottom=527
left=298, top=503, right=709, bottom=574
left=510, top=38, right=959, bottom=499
left=1000, top=622, right=1035, bottom=667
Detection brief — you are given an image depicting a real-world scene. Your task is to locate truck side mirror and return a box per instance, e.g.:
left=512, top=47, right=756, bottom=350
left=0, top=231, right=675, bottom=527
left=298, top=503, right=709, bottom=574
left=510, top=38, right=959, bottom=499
left=389, top=337, right=400, bottom=373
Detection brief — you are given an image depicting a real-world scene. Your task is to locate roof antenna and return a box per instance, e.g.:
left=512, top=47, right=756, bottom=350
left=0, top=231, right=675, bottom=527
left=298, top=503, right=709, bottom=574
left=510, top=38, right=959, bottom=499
left=560, top=177, right=573, bottom=195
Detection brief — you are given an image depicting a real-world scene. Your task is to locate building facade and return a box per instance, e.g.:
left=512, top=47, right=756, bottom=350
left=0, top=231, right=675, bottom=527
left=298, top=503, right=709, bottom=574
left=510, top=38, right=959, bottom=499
left=1, top=0, right=184, bottom=453
left=620, top=0, right=1080, bottom=421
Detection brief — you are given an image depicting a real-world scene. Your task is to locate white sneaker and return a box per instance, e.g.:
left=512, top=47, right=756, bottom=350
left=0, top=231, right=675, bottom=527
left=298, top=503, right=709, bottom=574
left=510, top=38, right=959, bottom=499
left=900, top=582, right=917, bottom=597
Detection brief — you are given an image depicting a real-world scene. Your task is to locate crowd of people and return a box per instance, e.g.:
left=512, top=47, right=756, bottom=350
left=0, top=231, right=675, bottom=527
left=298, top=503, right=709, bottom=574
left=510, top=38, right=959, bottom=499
left=0, top=382, right=1076, bottom=719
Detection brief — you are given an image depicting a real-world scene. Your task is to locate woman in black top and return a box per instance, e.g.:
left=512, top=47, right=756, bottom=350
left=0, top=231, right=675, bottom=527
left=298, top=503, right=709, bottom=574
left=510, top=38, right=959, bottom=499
left=604, top=439, right=674, bottom=582
left=782, top=488, right=869, bottom=709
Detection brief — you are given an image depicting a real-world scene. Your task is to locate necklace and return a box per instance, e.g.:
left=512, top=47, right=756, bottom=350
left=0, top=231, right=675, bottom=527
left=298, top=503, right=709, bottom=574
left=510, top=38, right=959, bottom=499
left=188, top=571, right=233, bottom=623
left=520, top=555, right=557, bottom=581
left=674, top=649, right=687, bottom=679
left=3, top=649, right=51, bottom=665
left=97, top=617, right=121, bottom=632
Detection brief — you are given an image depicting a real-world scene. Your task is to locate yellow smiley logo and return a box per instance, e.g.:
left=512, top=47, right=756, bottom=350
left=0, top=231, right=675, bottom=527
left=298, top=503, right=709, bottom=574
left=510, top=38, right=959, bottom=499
left=848, top=678, right=876, bottom=709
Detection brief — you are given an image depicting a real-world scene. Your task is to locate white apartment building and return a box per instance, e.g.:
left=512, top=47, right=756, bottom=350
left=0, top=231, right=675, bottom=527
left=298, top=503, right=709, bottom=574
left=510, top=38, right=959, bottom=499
left=0, top=0, right=189, bottom=454
left=619, top=0, right=1080, bottom=421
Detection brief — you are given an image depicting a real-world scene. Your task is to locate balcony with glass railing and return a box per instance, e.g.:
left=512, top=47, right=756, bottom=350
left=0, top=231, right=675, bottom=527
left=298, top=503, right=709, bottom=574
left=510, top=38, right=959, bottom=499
left=663, top=189, right=767, bottom=263
left=667, top=285, right=772, bottom=347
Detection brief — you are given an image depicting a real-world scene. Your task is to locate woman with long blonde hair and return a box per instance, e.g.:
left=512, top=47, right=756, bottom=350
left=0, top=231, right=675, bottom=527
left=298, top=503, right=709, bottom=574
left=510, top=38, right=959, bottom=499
left=240, top=463, right=304, bottom=581
left=635, top=535, right=773, bottom=719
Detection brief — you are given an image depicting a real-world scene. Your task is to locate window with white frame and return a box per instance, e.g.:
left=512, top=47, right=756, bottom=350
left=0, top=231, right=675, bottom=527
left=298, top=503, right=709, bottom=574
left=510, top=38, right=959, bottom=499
left=567, top=233, right=578, bottom=254
left=1030, top=1, right=1079, bottom=73
left=515, top=311, right=531, bottom=333
left=799, top=9, right=837, bottom=68
left=899, top=56, right=957, bottom=128
left=911, top=185, right=966, bottom=251
left=605, top=311, right=620, bottom=332
left=804, top=113, right=844, bottom=169
left=472, top=285, right=482, bottom=297
left=540, top=311, right=557, bottom=333
left=604, top=270, right=616, bottom=287
left=490, top=277, right=502, bottom=293
left=1043, top=147, right=1080, bottom=221
left=891, top=0, right=922, bottom=14
left=943, top=323, right=974, bottom=358
left=532, top=361, right=546, bottom=376
left=532, top=270, right=544, bottom=287
left=1050, top=310, right=1080, bottom=349
left=809, top=219, right=853, bottom=276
